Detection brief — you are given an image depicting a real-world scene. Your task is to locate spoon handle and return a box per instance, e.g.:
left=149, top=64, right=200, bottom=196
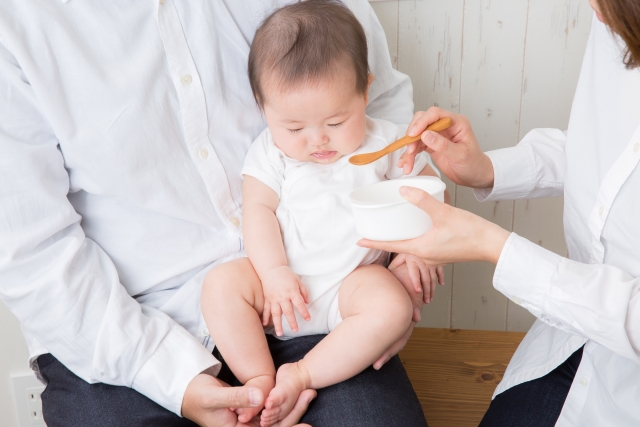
left=379, top=117, right=453, bottom=156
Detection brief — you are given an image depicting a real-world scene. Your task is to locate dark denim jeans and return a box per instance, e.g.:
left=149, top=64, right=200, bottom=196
left=39, top=334, right=428, bottom=427
left=479, top=346, right=584, bottom=427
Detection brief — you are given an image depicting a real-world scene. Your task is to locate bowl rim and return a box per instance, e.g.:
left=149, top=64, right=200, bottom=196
left=349, top=176, right=446, bottom=209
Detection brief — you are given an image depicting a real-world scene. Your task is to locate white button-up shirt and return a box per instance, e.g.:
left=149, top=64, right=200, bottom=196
left=477, top=16, right=640, bottom=426
left=0, top=0, right=413, bottom=415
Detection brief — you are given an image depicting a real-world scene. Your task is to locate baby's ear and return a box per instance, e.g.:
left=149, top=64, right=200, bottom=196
left=364, top=73, right=375, bottom=103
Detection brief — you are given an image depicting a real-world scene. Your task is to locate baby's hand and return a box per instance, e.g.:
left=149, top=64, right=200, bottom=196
left=261, top=266, right=311, bottom=336
left=390, top=254, right=444, bottom=304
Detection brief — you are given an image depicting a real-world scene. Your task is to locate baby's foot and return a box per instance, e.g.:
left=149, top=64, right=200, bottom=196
left=236, top=374, right=275, bottom=423
left=260, top=362, right=312, bottom=427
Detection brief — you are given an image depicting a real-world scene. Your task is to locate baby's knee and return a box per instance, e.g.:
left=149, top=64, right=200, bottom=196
left=202, top=258, right=258, bottom=304
left=371, top=285, right=413, bottom=335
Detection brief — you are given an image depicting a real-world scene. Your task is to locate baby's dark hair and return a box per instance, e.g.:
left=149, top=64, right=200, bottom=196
left=248, top=0, right=369, bottom=107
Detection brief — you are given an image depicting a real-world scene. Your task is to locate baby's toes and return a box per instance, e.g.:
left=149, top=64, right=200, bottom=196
left=260, top=409, right=281, bottom=427
left=237, top=406, right=261, bottom=423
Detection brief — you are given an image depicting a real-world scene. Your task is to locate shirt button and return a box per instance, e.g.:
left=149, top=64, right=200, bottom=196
left=198, top=148, right=208, bottom=159
left=201, top=328, right=210, bottom=337
left=513, top=297, right=522, bottom=305
left=181, top=74, right=193, bottom=85
left=230, top=217, right=240, bottom=227
left=579, top=378, right=588, bottom=387
left=634, top=142, right=640, bottom=153
left=159, top=0, right=165, bottom=4
left=599, top=205, right=604, bottom=216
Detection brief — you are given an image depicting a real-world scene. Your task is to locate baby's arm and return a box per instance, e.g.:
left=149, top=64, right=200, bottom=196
left=243, top=176, right=311, bottom=336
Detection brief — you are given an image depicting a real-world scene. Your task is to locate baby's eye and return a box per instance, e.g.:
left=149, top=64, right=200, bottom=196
left=328, top=122, right=344, bottom=128
left=287, top=128, right=302, bottom=134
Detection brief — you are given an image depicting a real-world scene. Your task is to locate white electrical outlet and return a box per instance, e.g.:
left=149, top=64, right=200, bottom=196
left=10, top=373, right=46, bottom=427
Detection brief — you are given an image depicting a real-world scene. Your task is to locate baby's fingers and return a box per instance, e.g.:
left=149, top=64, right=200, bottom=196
left=271, top=304, right=284, bottom=336
left=292, top=294, right=311, bottom=321
left=389, top=253, right=406, bottom=271
left=281, top=300, right=299, bottom=333
left=437, top=265, right=445, bottom=285
left=298, top=282, right=310, bottom=304
left=407, top=261, right=422, bottom=293
left=427, top=267, right=438, bottom=304
left=418, top=264, right=432, bottom=303
left=262, top=301, right=272, bottom=326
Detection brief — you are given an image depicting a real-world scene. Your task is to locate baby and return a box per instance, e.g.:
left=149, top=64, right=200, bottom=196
left=202, top=1, right=447, bottom=425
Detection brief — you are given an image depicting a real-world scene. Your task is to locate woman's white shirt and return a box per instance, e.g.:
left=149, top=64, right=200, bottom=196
left=476, top=16, right=640, bottom=426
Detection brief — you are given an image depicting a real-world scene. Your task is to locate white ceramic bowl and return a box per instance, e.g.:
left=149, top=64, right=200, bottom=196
left=349, top=176, right=446, bottom=241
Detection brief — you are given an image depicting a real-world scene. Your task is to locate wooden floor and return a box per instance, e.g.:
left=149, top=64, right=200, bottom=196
left=399, top=328, right=526, bottom=427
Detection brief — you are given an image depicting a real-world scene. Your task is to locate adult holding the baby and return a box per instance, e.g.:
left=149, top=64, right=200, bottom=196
left=361, top=0, right=640, bottom=425
left=0, top=1, right=427, bottom=427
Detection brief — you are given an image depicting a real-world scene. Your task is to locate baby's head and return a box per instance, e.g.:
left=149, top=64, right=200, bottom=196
left=249, top=0, right=373, bottom=164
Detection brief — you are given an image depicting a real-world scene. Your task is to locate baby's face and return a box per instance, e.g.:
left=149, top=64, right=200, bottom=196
left=262, top=71, right=370, bottom=164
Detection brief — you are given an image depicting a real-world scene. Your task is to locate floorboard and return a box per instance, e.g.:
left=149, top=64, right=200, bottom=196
left=400, top=328, right=526, bottom=427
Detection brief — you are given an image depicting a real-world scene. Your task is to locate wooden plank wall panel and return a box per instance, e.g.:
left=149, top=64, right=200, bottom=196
left=452, top=0, right=528, bottom=330
left=369, top=1, right=399, bottom=69
left=369, top=0, right=591, bottom=331
left=396, top=0, right=464, bottom=328
left=508, top=0, right=593, bottom=331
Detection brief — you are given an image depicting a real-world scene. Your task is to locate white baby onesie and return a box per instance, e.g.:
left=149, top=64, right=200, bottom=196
left=241, top=116, right=431, bottom=339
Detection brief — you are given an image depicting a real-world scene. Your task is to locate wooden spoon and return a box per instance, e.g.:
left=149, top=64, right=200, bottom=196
left=348, top=117, right=453, bottom=166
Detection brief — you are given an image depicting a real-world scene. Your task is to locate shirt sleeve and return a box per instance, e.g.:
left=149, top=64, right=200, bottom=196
left=0, top=41, right=217, bottom=416
left=475, top=128, right=567, bottom=201
left=344, top=0, right=414, bottom=125
left=241, top=131, right=285, bottom=197
left=494, top=233, right=640, bottom=363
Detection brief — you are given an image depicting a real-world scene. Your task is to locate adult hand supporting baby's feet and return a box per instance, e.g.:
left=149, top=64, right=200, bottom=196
left=182, top=370, right=263, bottom=427
left=182, top=369, right=316, bottom=427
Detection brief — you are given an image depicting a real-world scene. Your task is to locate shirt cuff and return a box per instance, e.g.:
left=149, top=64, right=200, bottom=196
left=132, top=324, right=220, bottom=416
left=474, top=146, right=536, bottom=202
left=493, top=233, right=562, bottom=317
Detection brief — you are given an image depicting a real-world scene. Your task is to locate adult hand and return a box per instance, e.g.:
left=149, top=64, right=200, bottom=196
left=182, top=371, right=316, bottom=427
left=182, top=371, right=261, bottom=427
left=358, top=187, right=510, bottom=266
left=398, top=107, right=495, bottom=189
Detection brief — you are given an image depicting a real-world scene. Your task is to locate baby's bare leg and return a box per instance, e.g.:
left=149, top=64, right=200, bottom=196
left=202, top=258, right=275, bottom=423
left=261, top=264, right=413, bottom=426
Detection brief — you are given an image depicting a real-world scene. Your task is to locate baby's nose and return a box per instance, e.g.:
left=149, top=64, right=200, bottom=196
left=308, top=132, right=329, bottom=146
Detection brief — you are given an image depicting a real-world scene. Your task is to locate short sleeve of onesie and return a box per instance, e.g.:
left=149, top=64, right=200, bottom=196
left=241, top=129, right=284, bottom=198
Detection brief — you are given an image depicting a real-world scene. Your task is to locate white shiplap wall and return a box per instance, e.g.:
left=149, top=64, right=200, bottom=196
left=370, top=0, right=592, bottom=331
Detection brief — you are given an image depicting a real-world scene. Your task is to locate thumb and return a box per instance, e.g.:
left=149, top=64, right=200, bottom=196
left=422, top=130, right=456, bottom=157
left=399, top=186, right=439, bottom=214
left=210, top=385, right=264, bottom=410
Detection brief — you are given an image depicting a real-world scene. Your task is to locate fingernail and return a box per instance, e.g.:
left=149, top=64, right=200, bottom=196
left=414, top=307, right=421, bottom=318
left=399, top=186, right=412, bottom=196
left=423, top=132, right=435, bottom=145
left=407, top=145, right=414, bottom=154
left=249, top=389, right=261, bottom=406
left=409, top=126, right=416, bottom=136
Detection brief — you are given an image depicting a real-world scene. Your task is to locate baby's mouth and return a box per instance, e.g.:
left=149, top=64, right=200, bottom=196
left=311, top=151, right=337, bottom=159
